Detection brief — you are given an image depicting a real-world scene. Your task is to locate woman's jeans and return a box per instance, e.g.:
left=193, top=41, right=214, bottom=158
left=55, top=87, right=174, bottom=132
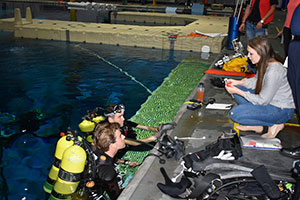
left=230, top=86, right=294, bottom=127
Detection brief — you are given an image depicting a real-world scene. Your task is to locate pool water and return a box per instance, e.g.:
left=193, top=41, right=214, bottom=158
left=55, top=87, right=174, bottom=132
left=0, top=31, right=198, bottom=199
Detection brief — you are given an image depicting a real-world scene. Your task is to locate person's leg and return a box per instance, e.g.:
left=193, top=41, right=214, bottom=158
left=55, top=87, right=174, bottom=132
left=245, top=22, right=256, bottom=41
left=245, top=22, right=258, bottom=72
left=230, top=103, right=294, bottom=127
left=283, top=27, right=292, bottom=57
left=262, top=107, right=295, bottom=138
left=232, top=86, right=255, bottom=105
left=255, top=27, right=267, bottom=37
left=235, top=124, right=263, bottom=133
left=261, top=124, right=285, bottom=138
left=261, top=106, right=294, bottom=138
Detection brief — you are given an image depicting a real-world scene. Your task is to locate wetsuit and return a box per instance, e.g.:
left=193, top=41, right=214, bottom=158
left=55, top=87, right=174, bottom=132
left=121, top=120, right=138, bottom=139
left=117, top=120, right=153, bottom=159
left=116, top=120, right=138, bottom=159
left=87, top=149, right=122, bottom=200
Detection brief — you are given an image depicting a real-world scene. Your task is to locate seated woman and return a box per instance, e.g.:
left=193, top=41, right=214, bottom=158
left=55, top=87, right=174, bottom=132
left=225, top=36, right=295, bottom=138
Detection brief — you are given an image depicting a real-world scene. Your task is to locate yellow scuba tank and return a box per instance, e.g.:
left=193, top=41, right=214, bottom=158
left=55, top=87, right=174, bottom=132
left=79, top=115, right=105, bottom=143
left=43, top=135, right=74, bottom=194
left=49, top=142, right=87, bottom=200
left=92, top=116, right=105, bottom=123
left=78, top=120, right=95, bottom=133
left=78, top=116, right=105, bottom=133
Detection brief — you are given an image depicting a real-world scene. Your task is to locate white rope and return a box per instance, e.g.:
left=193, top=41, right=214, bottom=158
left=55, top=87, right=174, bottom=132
left=75, top=45, right=153, bottom=95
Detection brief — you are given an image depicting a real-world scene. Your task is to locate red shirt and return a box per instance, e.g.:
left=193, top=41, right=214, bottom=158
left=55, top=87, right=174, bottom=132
left=284, top=0, right=300, bottom=28
left=247, top=0, right=277, bottom=24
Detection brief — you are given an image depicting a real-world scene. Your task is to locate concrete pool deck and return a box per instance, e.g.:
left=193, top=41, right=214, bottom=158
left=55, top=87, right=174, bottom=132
left=116, top=8, right=300, bottom=200
left=0, top=7, right=229, bottom=53
left=118, top=48, right=300, bottom=199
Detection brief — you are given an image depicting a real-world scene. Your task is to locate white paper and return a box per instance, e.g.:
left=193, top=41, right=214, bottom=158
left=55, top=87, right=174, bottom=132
left=206, top=103, right=232, bottom=110
left=240, top=135, right=282, bottom=150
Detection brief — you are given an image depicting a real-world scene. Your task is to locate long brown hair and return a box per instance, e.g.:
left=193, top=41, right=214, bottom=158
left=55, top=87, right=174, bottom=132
left=248, top=36, right=284, bottom=94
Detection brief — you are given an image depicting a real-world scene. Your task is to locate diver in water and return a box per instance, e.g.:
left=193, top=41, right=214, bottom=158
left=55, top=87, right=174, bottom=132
left=104, top=104, right=162, bottom=159
left=87, top=122, right=127, bottom=200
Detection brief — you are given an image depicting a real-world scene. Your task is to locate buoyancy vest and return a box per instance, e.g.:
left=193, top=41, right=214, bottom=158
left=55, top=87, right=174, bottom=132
left=249, top=0, right=274, bottom=24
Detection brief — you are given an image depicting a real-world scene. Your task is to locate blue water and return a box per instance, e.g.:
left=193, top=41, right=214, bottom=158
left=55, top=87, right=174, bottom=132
left=0, top=31, right=196, bottom=199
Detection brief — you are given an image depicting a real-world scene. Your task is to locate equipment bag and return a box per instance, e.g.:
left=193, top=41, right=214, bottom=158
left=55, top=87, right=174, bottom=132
left=222, top=57, right=248, bottom=72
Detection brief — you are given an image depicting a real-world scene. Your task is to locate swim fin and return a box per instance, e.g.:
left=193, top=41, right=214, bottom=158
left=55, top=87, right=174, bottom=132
left=157, top=167, right=192, bottom=198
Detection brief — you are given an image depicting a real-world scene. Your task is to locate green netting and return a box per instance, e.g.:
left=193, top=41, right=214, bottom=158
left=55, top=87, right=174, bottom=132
left=119, top=55, right=211, bottom=183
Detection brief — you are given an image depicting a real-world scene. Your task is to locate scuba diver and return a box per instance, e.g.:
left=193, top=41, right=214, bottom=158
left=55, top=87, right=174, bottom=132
left=78, top=103, right=176, bottom=160
left=0, top=110, right=45, bottom=139
left=87, top=122, right=127, bottom=200
left=44, top=104, right=177, bottom=199
left=43, top=123, right=139, bottom=200
left=104, top=104, right=164, bottom=159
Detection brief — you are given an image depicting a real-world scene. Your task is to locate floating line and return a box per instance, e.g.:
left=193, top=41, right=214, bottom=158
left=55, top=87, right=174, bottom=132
left=75, top=45, right=152, bottom=95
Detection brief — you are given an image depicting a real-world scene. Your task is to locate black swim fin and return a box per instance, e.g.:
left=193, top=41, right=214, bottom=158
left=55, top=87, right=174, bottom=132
left=157, top=167, right=192, bottom=198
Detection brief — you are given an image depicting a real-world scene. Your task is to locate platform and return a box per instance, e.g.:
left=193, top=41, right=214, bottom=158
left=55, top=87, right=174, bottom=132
left=0, top=7, right=229, bottom=53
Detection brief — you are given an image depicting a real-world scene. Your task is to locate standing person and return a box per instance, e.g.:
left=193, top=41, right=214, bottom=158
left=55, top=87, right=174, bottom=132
left=239, top=0, right=278, bottom=41
left=277, top=0, right=300, bottom=57
left=87, top=122, right=126, bottom=200
left=287, top=4, right=300, bottom=117
left=280, top=4, right=300, bottom=158
left=225, top=36, right=295, bottom=138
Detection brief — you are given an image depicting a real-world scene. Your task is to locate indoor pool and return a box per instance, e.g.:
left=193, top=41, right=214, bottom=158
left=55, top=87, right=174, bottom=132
left=0, top=31, right=199, bottom=199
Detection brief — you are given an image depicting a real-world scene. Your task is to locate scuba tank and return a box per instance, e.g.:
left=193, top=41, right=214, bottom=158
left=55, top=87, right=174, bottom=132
left=45, top=107, right=104, bottom=198
left=79, top=120, right=96, bottom=133
left=43, top=134, right=74, bottom=194
left=78, top=107, right=105, bottom=133
left=49, top=143, right=87, bottom=199
left=47, top=131, right=87, bottom=200
left=79, top=115, right=105, bottom=133
left=79, top=111, right=105, bottom=143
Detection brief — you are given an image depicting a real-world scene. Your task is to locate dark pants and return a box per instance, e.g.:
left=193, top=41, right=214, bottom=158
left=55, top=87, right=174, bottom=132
left=283, top=27, right=292, bottom=58
left=288, top=40, right=300, bottom=118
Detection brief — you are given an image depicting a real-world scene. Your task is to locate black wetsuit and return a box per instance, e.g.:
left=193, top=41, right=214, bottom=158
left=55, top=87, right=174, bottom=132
left=121, top=120, right=138, bottom=139
left=116, top=120, right=154, bottom=159
left=116, top=120, right=138, bottom=159
left=87, top=149, right=122, bottom=200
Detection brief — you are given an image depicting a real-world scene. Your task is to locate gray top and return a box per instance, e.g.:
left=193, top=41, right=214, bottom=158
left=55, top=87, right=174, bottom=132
left=243, top=62, right=295, bottom=109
